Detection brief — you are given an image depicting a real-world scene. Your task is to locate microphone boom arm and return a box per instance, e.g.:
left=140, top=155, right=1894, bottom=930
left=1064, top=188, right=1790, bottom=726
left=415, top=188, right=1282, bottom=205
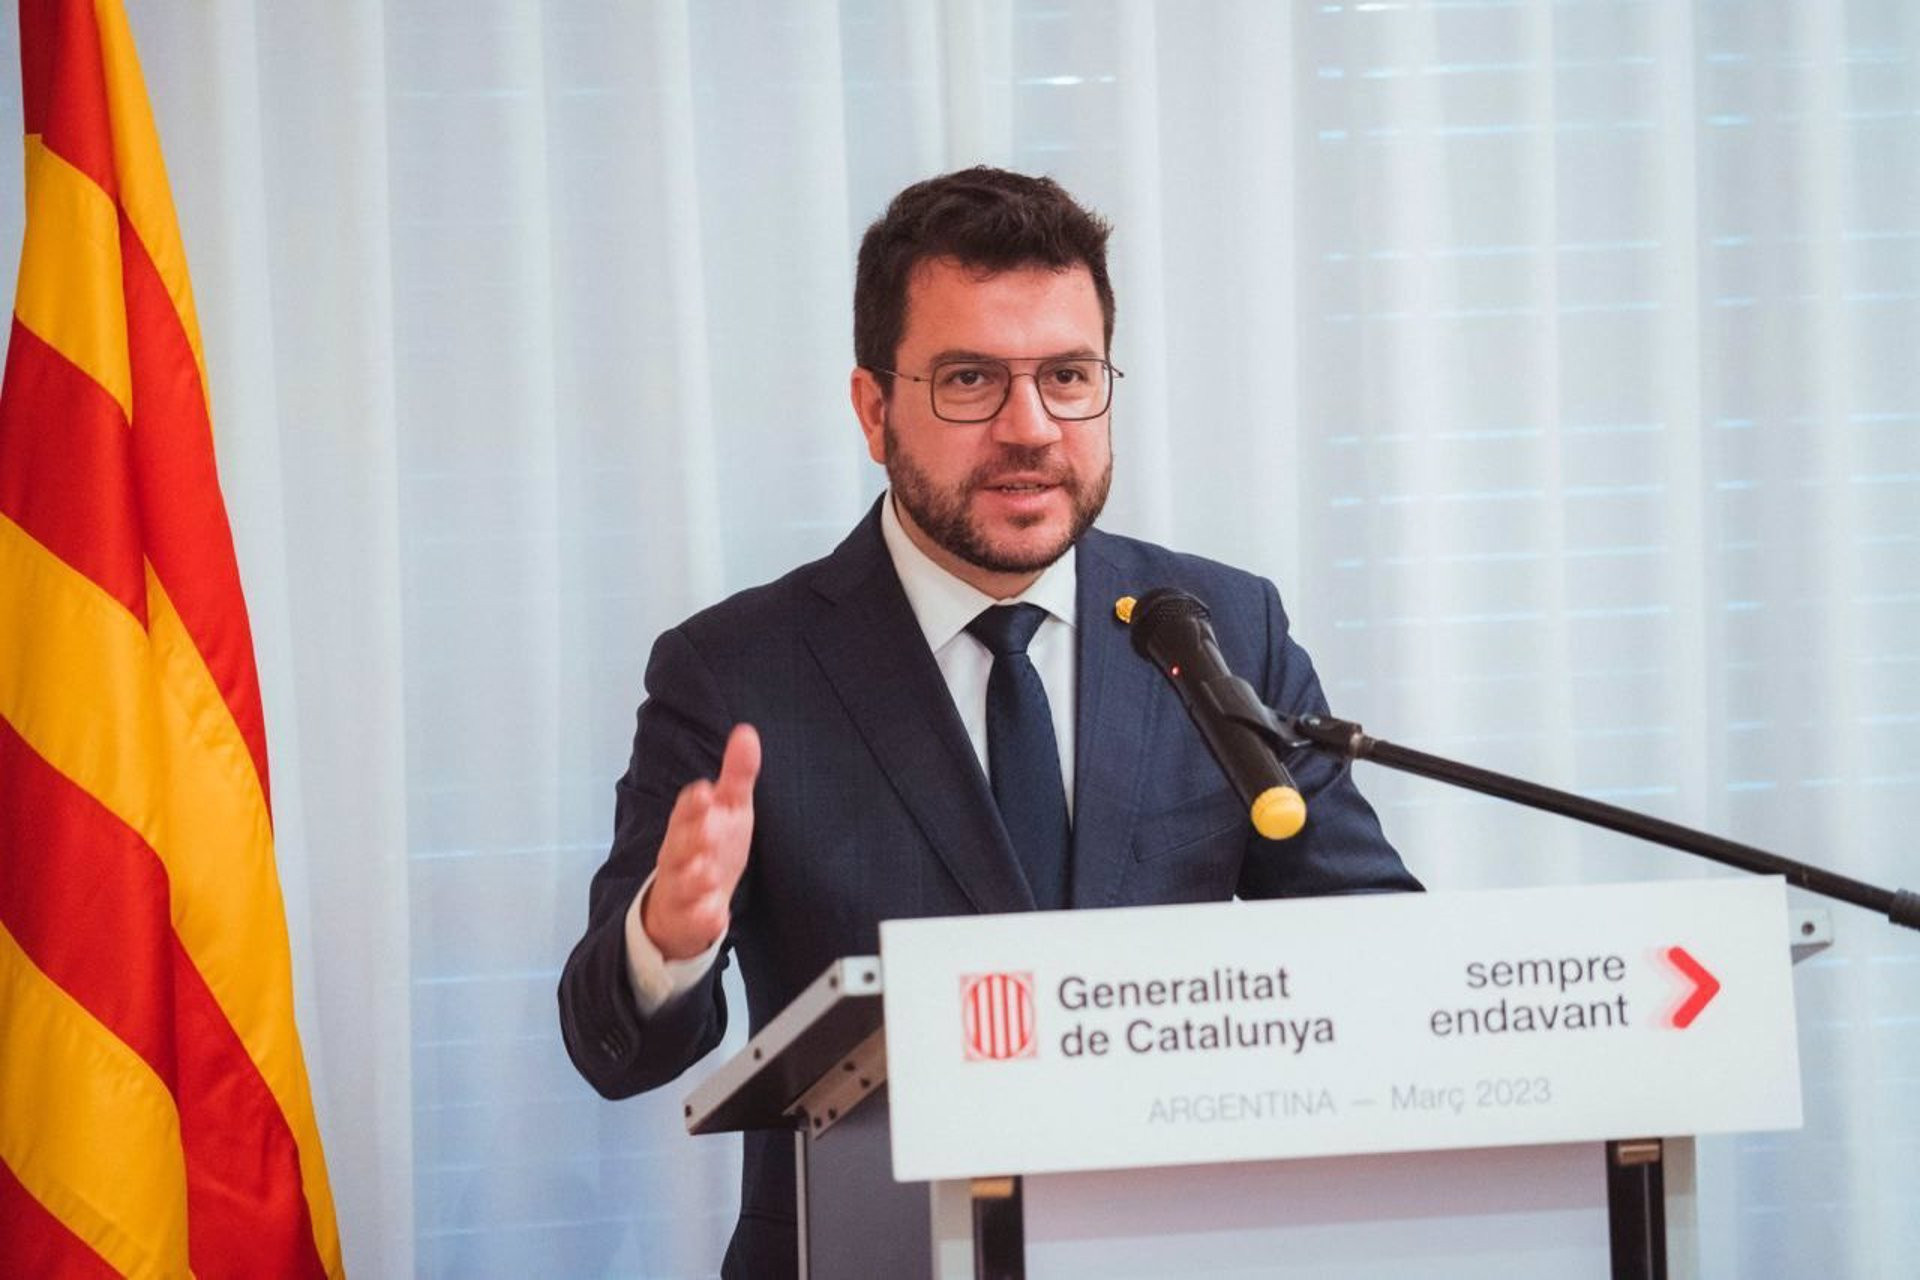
left=1223, top=704, right=1920, bottom=934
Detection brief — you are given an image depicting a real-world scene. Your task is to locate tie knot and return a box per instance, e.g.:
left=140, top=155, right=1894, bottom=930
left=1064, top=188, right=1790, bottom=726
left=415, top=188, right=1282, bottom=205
left=967, top=603, right=1050, bottom=657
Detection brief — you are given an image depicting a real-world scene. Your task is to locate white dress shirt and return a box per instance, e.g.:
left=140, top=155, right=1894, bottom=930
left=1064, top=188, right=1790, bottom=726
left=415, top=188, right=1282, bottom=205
left=623, top=492, right=1078, bottom=1013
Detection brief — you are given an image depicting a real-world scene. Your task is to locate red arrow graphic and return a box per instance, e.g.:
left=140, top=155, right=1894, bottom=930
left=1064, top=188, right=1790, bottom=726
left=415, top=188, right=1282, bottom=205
left=1666, top=946, right=1721, bottom=1029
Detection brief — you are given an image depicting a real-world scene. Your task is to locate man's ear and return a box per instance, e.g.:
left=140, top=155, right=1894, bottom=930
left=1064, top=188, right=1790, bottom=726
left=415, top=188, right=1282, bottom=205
left=850, top=367, right=888, bottom=464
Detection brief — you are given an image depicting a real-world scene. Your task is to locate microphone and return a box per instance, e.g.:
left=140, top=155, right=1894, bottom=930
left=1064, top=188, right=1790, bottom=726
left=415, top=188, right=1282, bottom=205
left=1118, top=589, right=1306, bottom=840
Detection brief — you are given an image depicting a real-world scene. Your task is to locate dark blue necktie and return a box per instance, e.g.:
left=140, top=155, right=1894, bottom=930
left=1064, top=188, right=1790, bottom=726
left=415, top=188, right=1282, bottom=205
left=966, top=604, right=1070, bottom=909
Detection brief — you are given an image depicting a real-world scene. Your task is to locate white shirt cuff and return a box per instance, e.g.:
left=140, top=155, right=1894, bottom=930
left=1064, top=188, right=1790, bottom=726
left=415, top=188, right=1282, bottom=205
left=624, top=872, right=723, bottom=1015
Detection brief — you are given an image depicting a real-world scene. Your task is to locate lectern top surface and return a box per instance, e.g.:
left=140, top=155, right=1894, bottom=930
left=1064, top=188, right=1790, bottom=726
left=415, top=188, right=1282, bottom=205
left=684, top=956, right=883, bottom=1135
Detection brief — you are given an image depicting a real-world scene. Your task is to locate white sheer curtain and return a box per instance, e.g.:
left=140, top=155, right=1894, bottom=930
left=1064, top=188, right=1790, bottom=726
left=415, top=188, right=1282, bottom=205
left=3, top=2, right=1913, bottom=1275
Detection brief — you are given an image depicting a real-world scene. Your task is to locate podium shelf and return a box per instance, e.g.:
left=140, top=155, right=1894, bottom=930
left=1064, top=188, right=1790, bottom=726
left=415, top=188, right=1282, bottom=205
left=684, top=955, right=884, bottom=1135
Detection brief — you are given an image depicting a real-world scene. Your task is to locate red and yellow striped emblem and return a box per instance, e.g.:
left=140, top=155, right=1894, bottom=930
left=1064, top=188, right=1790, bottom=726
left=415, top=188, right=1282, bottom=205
left=0, top=2, right=341, bottom=1275
left=961, top=972, right=1037, bottom=1061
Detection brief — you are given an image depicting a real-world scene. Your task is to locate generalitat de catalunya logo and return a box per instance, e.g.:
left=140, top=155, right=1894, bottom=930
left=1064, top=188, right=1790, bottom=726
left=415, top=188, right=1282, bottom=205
left=961, top=972, right=1036, bottom=1061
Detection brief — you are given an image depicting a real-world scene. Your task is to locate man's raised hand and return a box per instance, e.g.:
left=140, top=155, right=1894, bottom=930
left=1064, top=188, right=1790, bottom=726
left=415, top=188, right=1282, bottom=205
left=641, top=724, right=761, bottom=961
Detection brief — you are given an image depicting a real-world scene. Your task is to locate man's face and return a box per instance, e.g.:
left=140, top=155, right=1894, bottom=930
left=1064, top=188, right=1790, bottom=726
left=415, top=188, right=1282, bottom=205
left=851, top=257, right=1113, bottom=597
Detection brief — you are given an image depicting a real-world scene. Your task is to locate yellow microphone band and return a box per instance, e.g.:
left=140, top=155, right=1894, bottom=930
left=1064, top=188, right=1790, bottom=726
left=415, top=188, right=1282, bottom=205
left=1251, top=786, right=1306, bottom=840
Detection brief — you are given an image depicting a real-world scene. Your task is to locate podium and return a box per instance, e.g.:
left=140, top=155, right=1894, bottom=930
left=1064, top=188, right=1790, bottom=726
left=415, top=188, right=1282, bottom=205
left=686, top=878, right=1821, bottom=1278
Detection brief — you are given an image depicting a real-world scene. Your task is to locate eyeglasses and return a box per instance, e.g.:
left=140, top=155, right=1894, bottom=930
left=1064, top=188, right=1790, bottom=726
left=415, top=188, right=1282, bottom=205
left=875, top=356, right=1124, bottom=423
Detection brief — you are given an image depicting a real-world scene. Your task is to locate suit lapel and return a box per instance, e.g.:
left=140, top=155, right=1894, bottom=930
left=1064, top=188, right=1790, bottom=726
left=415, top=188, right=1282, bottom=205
left=1069, top=532, right=1163, bottom=908
left=803, top=506, right=1037, bottom=916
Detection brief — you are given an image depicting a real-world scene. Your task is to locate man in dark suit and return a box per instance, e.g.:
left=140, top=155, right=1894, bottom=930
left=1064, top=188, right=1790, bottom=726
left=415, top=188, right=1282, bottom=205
left=558, top=167, right=1419, bottom=1276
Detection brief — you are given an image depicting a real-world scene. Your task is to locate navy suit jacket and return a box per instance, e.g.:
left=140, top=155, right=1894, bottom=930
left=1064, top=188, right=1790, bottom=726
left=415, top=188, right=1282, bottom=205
left=558, top=502, right=1419, bottom=1273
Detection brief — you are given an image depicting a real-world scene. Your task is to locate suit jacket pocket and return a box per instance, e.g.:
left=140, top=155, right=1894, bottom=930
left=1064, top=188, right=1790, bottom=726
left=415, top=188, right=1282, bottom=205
left=1131, top=787, right=1248, bottom=862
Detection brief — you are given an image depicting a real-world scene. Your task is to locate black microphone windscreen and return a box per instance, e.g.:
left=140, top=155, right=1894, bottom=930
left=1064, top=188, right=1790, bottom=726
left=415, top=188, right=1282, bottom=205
left=1127, top=588, right=1210, bottom=661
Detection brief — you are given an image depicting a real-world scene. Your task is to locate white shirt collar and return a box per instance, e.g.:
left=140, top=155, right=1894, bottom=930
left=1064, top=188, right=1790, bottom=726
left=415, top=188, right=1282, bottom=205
left=879, top=491, right=1078, bottom=650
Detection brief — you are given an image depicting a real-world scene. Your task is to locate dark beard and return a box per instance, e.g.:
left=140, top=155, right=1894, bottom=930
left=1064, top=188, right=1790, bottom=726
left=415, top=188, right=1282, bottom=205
left=883, top=417, right=1112, bottom=575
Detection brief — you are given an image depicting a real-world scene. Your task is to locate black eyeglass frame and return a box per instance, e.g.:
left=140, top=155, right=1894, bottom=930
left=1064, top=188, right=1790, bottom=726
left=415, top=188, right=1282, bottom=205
left=871, top=356, right=1125, bottom=423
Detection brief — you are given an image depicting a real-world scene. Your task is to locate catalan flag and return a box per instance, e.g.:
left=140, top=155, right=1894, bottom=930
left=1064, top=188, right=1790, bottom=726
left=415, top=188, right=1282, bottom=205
left=0, top=2, right=341, bottom=1275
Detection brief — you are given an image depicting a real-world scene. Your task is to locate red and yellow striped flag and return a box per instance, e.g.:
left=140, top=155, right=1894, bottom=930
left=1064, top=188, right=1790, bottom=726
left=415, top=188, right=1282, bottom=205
left=0, top=2, right=342, bottom=1275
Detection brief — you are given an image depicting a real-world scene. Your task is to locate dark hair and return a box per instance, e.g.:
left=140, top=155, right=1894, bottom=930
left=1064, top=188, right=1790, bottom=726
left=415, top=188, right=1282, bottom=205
left=854, top=167, right=1115, bottom=389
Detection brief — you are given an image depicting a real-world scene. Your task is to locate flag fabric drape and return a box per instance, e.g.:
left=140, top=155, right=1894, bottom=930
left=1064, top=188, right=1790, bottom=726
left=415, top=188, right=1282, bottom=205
left=0, top=2, right=341, bottom=1275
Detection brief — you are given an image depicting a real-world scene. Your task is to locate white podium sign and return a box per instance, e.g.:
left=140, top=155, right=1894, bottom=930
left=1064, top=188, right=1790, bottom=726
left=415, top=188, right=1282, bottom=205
left=881, top=877, right=1801, bottom=1182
